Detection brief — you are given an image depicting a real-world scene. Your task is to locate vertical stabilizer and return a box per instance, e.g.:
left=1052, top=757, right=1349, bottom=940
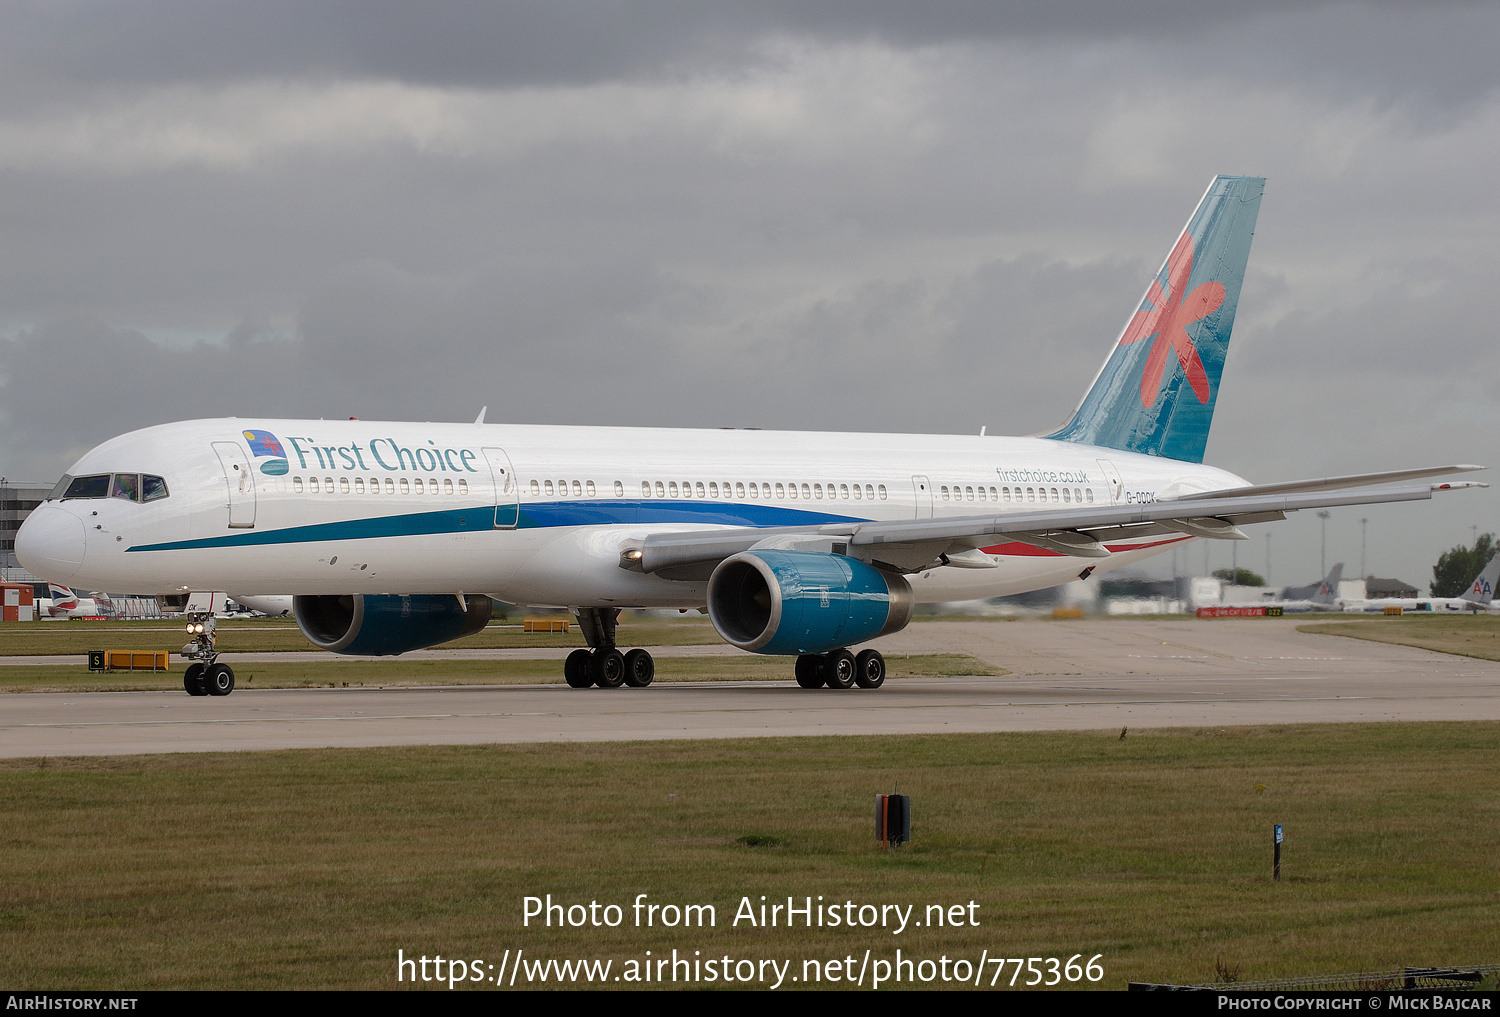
left=1461, top=555, right=1500, bottom=605
left=1046, top=175, right=1265, bottom=463
left=1313, top=563, right=1344, bottom=605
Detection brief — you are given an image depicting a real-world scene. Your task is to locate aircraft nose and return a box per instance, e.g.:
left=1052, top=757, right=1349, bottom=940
left=15, top=504, right=86, bottom=582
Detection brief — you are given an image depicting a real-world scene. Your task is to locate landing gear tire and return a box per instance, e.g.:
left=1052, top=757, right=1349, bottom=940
left=824, top=649, right=857, bottom=689
left=623, top=648, right=655, bottom=687
left=794, top=654, right=825, bottom=688
left=564, top=648, right=593, bottom=688
left=184, top=663, right=208, bottom=696
left=854, top=649, right=886, bottom=689
left=590, top=648, right=627, bottom=688
left=205, top=663, right=235, bottom=696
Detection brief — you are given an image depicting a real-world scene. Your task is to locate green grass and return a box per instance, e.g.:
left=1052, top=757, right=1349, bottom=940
left=0, top=614, right=724, bottom=656
left=1299, top=613, right=1500, bottom=662
left=1, top=723, right=1497, bottom=989
left=0, top=653, right=997, bottom=693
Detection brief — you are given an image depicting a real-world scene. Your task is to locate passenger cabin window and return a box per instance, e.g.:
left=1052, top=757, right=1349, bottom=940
left=400, top=478, right=409, bottom=495
left=355, top=478, right=365, bottom=494
left=293, top=477, right=304, bottom=493
left=614, top=481, right=623, bottom=497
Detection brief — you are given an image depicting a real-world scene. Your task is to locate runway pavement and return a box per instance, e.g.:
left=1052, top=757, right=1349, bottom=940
left=3, top=619, right=1498, bottom=757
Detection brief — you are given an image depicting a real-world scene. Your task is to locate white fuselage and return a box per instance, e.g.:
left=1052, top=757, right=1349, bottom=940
left=21, top=417, right=1249, bottom=607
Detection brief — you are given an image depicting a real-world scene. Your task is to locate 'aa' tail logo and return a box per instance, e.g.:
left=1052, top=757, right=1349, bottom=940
left=1118, top=232, right=1224, bottom=408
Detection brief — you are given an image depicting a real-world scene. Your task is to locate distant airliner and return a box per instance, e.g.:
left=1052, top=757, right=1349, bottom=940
left=1341, top=555, right=1500, bottom=614
left=15, top=176, right=1485, bottom=696
left=37, top=583, right=103, bottom=619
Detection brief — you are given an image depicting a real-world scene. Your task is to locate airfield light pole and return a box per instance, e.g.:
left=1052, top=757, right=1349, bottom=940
left=1265, top=531, right=1272, bottom=586
left=1317, top=511, right=1331, bottom=579
left=1361, top=518, right=1368, bottom=581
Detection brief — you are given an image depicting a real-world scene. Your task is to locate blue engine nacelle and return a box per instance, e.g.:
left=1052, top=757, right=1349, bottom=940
left=293, top=594, right=492, bottom=656
left=707, top=550, right=913, bottom=655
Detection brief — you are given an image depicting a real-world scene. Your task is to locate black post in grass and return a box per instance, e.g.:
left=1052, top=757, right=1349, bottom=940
left=1274, top=823, right=1283, bottom=880
left=876, top=793, right=910, bottom=848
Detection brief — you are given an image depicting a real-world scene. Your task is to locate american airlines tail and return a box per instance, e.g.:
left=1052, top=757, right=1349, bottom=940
left=1046, top=175, right=1264, bottom=463
left=1462, top=554, right=1500, bottom=606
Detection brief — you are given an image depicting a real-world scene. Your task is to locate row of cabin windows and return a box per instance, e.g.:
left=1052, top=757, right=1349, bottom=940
left=940, top=484, right=1094, bottom=505
left=291, top=475, right=470, bottom=496
left=533, top=479, right=605, bottom=497
left=527, top=479, right=890, bottom=502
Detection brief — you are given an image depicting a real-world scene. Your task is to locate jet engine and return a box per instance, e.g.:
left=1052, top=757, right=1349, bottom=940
left=706, top=550, right=912, bottom=655
left=293, top=593, right=492, bottom=656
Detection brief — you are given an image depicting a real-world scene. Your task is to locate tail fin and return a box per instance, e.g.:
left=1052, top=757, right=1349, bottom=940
left=1461, top=554, right=1500, bottom=605
left=1045, top=175, right=1265, bottom=463
left=48, top=584, right=78, bottom=609
left=1313, top=563, right=1344, bottom=604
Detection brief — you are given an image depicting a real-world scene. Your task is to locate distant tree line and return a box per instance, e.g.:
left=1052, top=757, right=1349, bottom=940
left=1432, top=533, right=1495, bottom=597
left=1212, top=567, right=1265, bottom=587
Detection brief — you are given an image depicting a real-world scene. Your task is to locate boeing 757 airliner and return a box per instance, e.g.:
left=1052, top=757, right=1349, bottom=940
left=15, top=176, right=1485, bottom=696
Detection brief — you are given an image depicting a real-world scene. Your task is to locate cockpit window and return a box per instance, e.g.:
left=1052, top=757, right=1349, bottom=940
left=111, top=473, right=141, bottom=502
left=62, top=475, right=110, bottom=500
left=54, top=472, right=168, bottom=502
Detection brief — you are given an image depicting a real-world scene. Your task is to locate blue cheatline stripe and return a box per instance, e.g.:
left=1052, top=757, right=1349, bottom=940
left=125, top=500, right=867, bottom=552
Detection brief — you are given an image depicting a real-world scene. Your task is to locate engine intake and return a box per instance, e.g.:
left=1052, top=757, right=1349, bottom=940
left=707, top=550, right=912, bottom=655
left=293, top=594, right=492, bottom=656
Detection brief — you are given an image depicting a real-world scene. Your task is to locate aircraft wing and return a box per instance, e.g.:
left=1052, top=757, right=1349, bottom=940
left=623, top=467, right=1486, bottom=576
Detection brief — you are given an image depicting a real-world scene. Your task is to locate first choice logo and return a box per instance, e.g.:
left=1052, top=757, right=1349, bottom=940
left=282, top=436, right=482, bottom=474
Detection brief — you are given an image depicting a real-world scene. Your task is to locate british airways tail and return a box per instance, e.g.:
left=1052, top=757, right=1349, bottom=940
left=1046, top=175, right=1265, bottom=463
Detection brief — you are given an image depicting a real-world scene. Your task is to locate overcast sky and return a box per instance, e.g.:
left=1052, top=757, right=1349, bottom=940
left=1, top=1, right=1496, bottom=590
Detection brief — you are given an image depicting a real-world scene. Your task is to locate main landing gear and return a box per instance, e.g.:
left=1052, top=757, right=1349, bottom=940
left=794, top=648, right=886, bottom=690
left=564, top=608, right=655, bottom=689
left=181, top=612, right=235, bottom=696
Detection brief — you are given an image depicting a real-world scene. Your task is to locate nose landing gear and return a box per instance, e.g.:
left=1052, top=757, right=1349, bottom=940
left=181, top=612, right=235, bottom=696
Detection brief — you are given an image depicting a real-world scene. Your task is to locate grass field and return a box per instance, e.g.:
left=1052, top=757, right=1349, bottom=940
left=0, top=613, right=723, bottom=656
left=2, top=722, right=1497, bottom=990
left=0, top=653, right=996, bottom=693
left=1299, top=613, right=1500, bottom=662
